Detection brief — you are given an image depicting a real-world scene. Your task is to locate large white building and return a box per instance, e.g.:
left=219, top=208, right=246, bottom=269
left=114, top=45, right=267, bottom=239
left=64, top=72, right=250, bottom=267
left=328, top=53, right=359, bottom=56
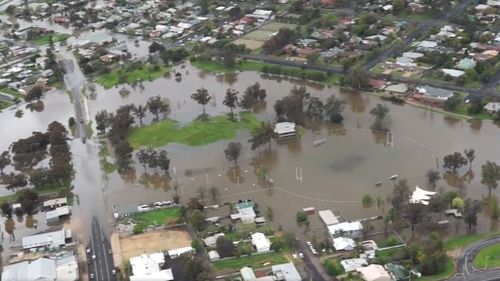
left=251, top=232, right=271, bottom=253
left=2, top=253, right=78, bottom=281
left=22, top=228, right=71, bottom=250
left=327, top=221, right=363, bottom=238
left=129, top=253, right=174, bottom=281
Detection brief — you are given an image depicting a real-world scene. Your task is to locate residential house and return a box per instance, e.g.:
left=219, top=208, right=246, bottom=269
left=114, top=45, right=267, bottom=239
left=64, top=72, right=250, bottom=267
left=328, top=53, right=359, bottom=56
left=203, top=233, right=225, bottom=248
left=2, top=253, right=78, bottom=281
left=341, top=258, right=368, bottom=272
left=272, top=263, right=302, bottom=281
left=386, top=263, right=410, bottom=281
left=333, top=237, right=356, bottom=251
left=327, top=221, right=363, bottom=238
left=230, top=200, right=256, bottom=224
left=484, top=102, right=500, bottom=113
left=129, top=253, right=174, bottom=281
left=413, top=85, right=454, bottom=102
left=357, top=264, right=392, bottom=281
left=456, top=58, right=476, bottom=70
left=318, top=210, right=340, bottom=226
left=208, top=250, right=220, bottom=261
left=274, top=122, right=296, bottom=138
left=251, top=232, right=271, bottom=253
left=384, top=84, right=409, bottom=96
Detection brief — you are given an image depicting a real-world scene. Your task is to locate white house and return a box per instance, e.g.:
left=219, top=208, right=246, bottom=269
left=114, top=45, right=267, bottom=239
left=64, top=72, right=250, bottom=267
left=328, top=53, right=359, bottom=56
left=333, top=237, right=357, bottom=251
left=2, top=254, right=78, bottom=281
left=251, top=232, right=271, bottom=253
left=129, top=253, right=174, bottom=281
left=274, top=122, right=296, bottom=138
left=357, top=264, right=392, bottom=281
left=318, top=210, right=340, bottom=226
left=484, top=102, right=500, bottom=113
left=327, top=221, right=363, bottom=238
left=341, top=258, right=368, bottom=272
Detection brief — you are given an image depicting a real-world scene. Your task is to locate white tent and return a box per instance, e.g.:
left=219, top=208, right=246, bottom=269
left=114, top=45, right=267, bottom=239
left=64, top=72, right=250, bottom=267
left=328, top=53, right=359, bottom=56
left=410, top=186, right=436, bottom=205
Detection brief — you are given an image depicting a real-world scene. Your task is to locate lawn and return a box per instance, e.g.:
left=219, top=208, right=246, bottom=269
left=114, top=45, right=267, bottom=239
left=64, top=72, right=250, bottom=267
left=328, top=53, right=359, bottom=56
left=212, top=252, right=288, bottom=271
left=473, top=243, right=500, bottom=269
left=0, top=100, right=11, bottom=111
left=128, top=112, right=261, bottom=148
left=0, top=86, right=24, bottom=99
left=444, top=232, right=500, bottom=250
left=95, top=64, right=170, bottom=89
left=0, top=185, right=64, bottom=205
left=191, top=60, right=271, bottom=73
left=29, top=33, right=71, bottom=46
left=132, top=207, right=182, bottom=228
left=417, top=259, right=454, bottom=281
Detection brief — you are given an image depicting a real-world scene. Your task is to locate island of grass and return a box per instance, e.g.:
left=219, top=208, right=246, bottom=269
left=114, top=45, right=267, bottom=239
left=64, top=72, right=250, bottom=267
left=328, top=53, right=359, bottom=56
left=212, top=251, right=288, bottom=271
left=128, top=112, right=261, bottom=148
left=132, top=207, right=182, bottom=229
left=29, top=33, right=71, bottom=46
left=95, top=63, right=170, bottom=89
left=473, top=243, right=500, bottom=269
left=444, top=232, right=500, bottom=251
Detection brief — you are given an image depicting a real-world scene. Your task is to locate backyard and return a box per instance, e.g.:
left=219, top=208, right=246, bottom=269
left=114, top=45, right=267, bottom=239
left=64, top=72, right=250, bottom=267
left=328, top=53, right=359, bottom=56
left=29, top=32, right=71, bottom=46
left=212, top=251, right=288, bottom=272
left=127, top=112, right=261, bottom=148
left=132, top=207, right=182, bottom=228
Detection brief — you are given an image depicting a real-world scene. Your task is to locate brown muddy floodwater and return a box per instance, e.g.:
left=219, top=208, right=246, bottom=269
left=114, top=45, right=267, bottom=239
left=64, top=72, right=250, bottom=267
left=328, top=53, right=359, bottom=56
left=1, top=62, right=500, bottom=259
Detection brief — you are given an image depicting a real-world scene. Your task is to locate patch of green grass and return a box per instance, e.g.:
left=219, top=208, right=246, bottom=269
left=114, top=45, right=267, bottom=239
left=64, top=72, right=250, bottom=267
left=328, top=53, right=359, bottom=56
left=326, top=73, right=342, bottom=86
left=444, top=232, right=500, bottom=250
left=212, top=252, right=288, bottom=271
left=132, top=207, right=182, bottom=229
left=29, top=33, right=71, bottom=46
left=417, top=259, right=454, bottom=281
left=86, top=121, right=94, bottom=138
left=98, top=141, right=117, bottom=174
left=473, top=243, right=500, bottom=269
left=95, top=64, right=170, bottom=89
left=324, top=258, right=345, bottom=276
left=0, top=185, right=64, bottom=205
left=454, top=104, right=493, bottom=120
left=0, top=100, right=11, bottom=110
left=191, top=60, right=272, bottom=73
left=128, top=112, right=261, bottom=148
left=0, top=87, right=23, bottom=99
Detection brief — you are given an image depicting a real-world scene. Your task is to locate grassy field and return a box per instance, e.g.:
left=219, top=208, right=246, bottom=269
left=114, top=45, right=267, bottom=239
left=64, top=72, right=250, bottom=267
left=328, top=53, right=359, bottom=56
left=29, top=33, right=71, bottom=46
left=0, top=100, right=11, bottom=111
left=132, top=207, right=182, bottom=228
left=95, top=65, right=170, bottom=89
left=444, top=232, right=500, bottom=250
left=473, top=244, right=500, bottom=269
left=417, top=259, right=454, bottom=281
left=212, top=252, right=288, bottom=271
left=128, top=112, right=261, bottom=148
left=191, top=60, right=271, bottom=73
left=0, top=185, right=63, bottom=204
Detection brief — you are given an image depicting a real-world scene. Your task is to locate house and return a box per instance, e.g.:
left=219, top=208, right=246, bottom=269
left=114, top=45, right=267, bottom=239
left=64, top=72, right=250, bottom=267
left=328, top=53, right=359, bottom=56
left=340, top=258, right=368, bottom=272
left=208, top=250, right=220, bottom=261
left=230, top=200, right=256, bottom=224
left=296, top=47, right=321, bottom=58
left=167, top=247, right=194, bottom=259
left=456, top=58, right=476, bottom=70
left=441, top=68, right=465, bottom=78
left=251, top=232, right=271, bottom=253
left=22, top=228, right=71, bottom=250
left=386, top=263, right=410, bottom=281
left=384, top=84, right=409, bottom=96
left=416, top=40, right=438, bottom=52
left=484, top=102, right=500, bottom=113
left=357, top=264, right=392, bottom=281
left=2, top=254, right=78, bottom=281
left=327, top=221, right=363, bottom=238
left=272, top=263, right=301, bottom=281
left=318, top=210, right=340, bottom=226
left=414, top=86, right=454, bottom=102
left=99, top=54, right=117, bottom=63
left=46, top=206, right=71, bottom=224
left=274, top=122, right=296, bottom=138
left=333, top=237, right=357, bottom=251
left=129, top=253, right=174, bottom=281
left=203, top=233, right=225, bottom=248
left=410, top=186, right=437, bottom=205
left=241, top=266, right=257, bottom=281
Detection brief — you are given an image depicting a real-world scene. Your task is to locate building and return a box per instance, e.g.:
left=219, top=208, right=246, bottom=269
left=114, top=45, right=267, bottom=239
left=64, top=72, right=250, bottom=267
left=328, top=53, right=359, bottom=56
left=410, top=186, right=437, bottom=205
left=167, top=247, right=194, bottom=259
left=230, top=201, right=256, bottom=224
left=22, top=228, right=71, bottom=250
left=384, top=84, right=409, bottom=96
left=318, top=210, right=340, bottom=226
left=386, top=263, right=410, bottom=281
left=208, top=250, right=220, bottom=261
left=414, top=86, right=454, bottom=102
left=484, top=102, right=500, bottom=113
left=340, top=258, right=368, bottom=272
left=251, top=232, right=271, bottom=253
left=203, top=233, right=225, bottom=248
left=2, top=253, right=78, bottom=281
left=327, top=221, right=363, bottom=238
left=357, top=264, right=392, bottom=281
left=129, top=253, right=174, bottom=281
left=241, top=267, right=257, bottom=281
left=274, top=122, right=296, bottom=138
left=333, top=237, right=356, bottom=251
left=272, top=262, right=301, bottom=281
left=46, top=206, right=71, bottom=224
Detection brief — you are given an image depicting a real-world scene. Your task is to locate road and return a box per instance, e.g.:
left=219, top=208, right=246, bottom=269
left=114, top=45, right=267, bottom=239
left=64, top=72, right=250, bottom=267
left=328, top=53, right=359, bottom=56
left=296, top=239, right=333, bottom=281
left=87, top=217, right=115, bottom=281
left=449, top=236, right=500, bottom=281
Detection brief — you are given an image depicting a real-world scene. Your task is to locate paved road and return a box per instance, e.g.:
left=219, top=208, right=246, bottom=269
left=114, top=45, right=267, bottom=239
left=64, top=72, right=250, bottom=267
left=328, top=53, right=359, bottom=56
left=448, top=236, right=500, bottom=281
left=296, top=239, right=333, bottom=281
left=87, top=217, right=115, bottom=281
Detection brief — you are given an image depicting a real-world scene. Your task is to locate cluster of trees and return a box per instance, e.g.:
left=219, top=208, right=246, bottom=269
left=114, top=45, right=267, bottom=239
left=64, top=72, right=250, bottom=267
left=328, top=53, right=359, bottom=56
left=0, top=121, right=72, bottom=191
left=262, top=28, right=297, bottom=54
left=148, top=43, right=188, bottom=64
left=369, top=104, right=391, bottom=131
left=25, top=85, right=45, bottom=103
left=261, top=65, right=328, bottom=82
left=0, top=189, right=39, bottom=217
left=274, top=86, right=346, bottom=125
left=342, top=67, right=370, bottom=89
left=136, top=148, right=170, bottom=174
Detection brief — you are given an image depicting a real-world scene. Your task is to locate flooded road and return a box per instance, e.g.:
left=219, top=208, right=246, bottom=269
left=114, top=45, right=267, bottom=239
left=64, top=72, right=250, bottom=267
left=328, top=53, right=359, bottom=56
left=1, top=62, right=500, bottom=261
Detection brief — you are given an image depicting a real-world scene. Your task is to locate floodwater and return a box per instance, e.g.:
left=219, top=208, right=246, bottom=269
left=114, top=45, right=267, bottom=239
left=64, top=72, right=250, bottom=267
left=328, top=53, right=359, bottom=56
left=1, top=62, right=500, bottom=261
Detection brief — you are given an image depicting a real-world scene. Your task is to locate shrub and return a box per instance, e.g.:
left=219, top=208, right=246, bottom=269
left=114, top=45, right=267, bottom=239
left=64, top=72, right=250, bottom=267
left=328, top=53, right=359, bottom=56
left=362, top=194, right=373, bottom=207
left=133, top=224, right=144, bottom=234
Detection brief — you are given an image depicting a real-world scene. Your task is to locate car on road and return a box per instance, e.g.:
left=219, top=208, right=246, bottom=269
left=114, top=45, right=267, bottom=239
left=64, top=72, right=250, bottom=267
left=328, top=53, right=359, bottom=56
left=109, top=249, right=112, bottom=255
left=90, top=273, right=95, bottom=279
left=112, top=269, right=116, bottom=275
left=92, top=254, right=96, bottom=260
left=306, top=241, right=312, bottom=246
left=299, top=252, right=304, bottom=259
left=86, top=248, right=91, bottom=254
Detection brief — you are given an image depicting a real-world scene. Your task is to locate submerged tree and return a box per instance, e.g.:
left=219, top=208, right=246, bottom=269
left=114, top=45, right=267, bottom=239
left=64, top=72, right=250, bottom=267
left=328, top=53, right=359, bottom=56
left=224, top=142, right=243, bottom=166
left=191, top=87, right=211, bottom=115
left=443, top=152, right=468, bottom=173
left=426, top=169, right=441, bottom=188
left=464, top=148, right=476, bottom=171
left=133, top=104, right=148, bottom=125
left=463, top=199, right=482, bottom=231
left=223, top=89, right=238, bottom=117
left=369, top=104, right=391, bottom=131
left=481, top=161, right=500, bottom=195
left=324, top=94, right=346, bottom=123
left=248, top=122, right=275, bottom=151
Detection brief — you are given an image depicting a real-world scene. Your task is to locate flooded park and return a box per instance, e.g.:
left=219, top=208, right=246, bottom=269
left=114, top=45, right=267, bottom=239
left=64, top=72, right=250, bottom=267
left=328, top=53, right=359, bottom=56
left=1, top=61, right=500, bottom=260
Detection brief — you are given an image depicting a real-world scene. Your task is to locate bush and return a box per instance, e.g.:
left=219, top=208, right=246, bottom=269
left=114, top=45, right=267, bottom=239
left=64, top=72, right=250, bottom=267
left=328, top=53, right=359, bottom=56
left=362, top=194, right=373, bottom=207
left=324, top=259, right=344, bottom=276
left=133, top=224, right=144, bottom=234
left=296, top=211, right=308, bottom=224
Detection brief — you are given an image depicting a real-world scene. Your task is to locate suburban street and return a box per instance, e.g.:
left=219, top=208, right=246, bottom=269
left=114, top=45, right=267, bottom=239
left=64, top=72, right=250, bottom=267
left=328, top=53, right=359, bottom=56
left=87, top=216, right=115, bottom=281
left=296, top=238, right=332, bottom=281
left=449, top=236, right=500, bottom=281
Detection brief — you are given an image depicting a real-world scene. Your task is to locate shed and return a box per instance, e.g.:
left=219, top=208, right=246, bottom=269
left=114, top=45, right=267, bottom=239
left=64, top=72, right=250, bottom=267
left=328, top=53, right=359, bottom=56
left=251, top=232, right=271, bottom=253
left=333, top=237, right=356, bottom=251
left=357, top=264, right=392, bottom=281
left=341, top=258, right=368, bottom=272
left=318, top=210, right=340, bottom=226
left=240, top=266, right=256, bottom=281
left=274, top=122, right=296, bottom=138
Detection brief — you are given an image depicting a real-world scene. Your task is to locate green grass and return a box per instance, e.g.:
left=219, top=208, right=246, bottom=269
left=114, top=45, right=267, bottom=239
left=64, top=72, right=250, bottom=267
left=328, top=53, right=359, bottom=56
left=417, top=259, right=454, bottom=281
left=86, top=121, right=94, bottom=138
left=453, top=104, right=493, bottom=120
left=444, top=232, right=500, bottom=250
left=132, top=207, right=182, bottom=228
left=128, top=112, right=261, bottom=148
left=98, top=142, right=117, bottom=175
left=95, top=64, right=170, bottom=89
left=473, top=244, right=500, bottom=269
left=326, top=73, right=342, bottom=86
left=0, top=185, right=63, bottom=205
left=29, top=33, right=71, bottom=46
left=0, top=87, right=23, bottom=99
left=191, top=60, right=272, bottom=73
left=212, top=252, right=288, bottom=271
left=0, top=100, right=11, bottom=110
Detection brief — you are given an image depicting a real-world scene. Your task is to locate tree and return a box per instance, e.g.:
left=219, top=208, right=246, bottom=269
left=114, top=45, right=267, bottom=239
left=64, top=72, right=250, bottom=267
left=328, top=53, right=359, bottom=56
left=266, top=206, right=274, bottom=221
left=481, top=161, right=500, bottom=195
left=191, top=87, right=211, bottom=115
left=148, top=42, right=165, bottom=53
left=262, top=28, right=296, bottom=54
left=157, top=150, right=170, bottom=174
left=18, top=189, right=39, bottom=214
left=362, top=194, right=373, bottom=207
left=392, top=179, right=410, bottom=213
left=324, top=94, right=345, bottom=123
left=463, top=199, right=482, bottom=231
left=274, top=86, right=310, bottom=124
left=191, top=239, right=204, bottom=253
left=147, top=96, right=170, bottom=121
left=1, top=202, right=12, bottom=218
left=223, top=51, right=235, bottom=69
left=370, top=104, right=391, bottom=131
left=95, top=110, right=113, bottom=134
left=25, top=85, right=44, bottom=102
left=224, top=142, right=242, bottom=166
left=392, top=0, right=406, bottom=12
left=248, top=122, right=275, bottom=151
left=443, top=152, right=468, bottom=173
left=176, top=255, right=214, bottom=281
left=1, top=172, right=27, bottom=190
left=223, top=89, right=238, bottom=116
left=306, top=97, right=324, bottom=119
left=216, top=236, right=235, bottom=258
left=426, top=169, right=441, bottom=188
left=133, top=104, right=147, bottom=125
left=5, top=5, right=16, bottom=16
left=464, top=148, right=476, bottom=171
left=190, top=209, right=206, bottom=231
left=240, top=83, right=267, bottom=110
left=0, top=151, right=11, bottom=174
left=343, top=67, right=369, bottom=89
left=228, top=6, right=241, bottom=20
left=405, top=203, right=425, bottom=233
left=208, top=186, right=220, bottom=203
left=187, top=197, right=204, bottom=210
left=296, top=211, right=308, bottom=224
left=452, top=197, right=464, bottom=209
left=197, top=186, right=207, bottom=200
